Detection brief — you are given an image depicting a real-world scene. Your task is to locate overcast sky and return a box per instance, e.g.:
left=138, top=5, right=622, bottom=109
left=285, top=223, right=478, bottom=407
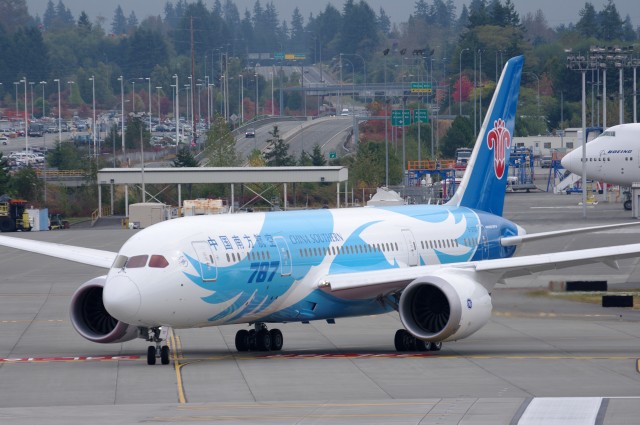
left=26, top=0, right=640, bottom=29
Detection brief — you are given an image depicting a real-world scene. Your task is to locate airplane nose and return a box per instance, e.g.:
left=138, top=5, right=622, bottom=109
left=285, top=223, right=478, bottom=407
left=103, top=275, right=141, bottom=323
left=561, top=153, right=576, bottom=173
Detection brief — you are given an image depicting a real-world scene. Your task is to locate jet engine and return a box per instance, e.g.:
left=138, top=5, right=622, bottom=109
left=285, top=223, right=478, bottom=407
left=69, top=276, right=140, bottom=343
left=398, top=270, right=493, bottom=342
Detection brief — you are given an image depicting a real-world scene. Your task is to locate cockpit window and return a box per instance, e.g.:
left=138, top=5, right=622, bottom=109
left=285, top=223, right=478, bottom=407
left=149, top=255, right=169, bottom=268
left=113, top=255, right=128, bottom=269
left=126, top=255, right=148, bottom=268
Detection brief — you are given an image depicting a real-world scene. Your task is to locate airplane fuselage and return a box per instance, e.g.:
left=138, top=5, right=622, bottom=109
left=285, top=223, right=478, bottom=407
left=562, top=124, right=640, bottom=186
left=103, top=205, right=519, bottom=329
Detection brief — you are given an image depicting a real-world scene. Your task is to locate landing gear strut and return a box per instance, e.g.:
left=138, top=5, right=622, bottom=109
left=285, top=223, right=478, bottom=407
left=235, top=323, right=284, bottom=352
left=394, top=329, right=442, bottom=352
left=145, top=327, right=170, bottom=365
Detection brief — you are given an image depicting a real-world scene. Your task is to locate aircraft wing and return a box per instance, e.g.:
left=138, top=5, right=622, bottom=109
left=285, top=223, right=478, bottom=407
left=0, top=235, right=116, bottom=269
left=319, top=243, right=640, bottom=298
left=501, top=222, right=640, bottom=246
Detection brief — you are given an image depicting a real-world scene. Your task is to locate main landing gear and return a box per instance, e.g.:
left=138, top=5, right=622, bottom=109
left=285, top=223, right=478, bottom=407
left=146, top=327, right=170, bottom=365
left=394, top=329, right=442, bottom=352
left=235, top=323, right=284, bottom=352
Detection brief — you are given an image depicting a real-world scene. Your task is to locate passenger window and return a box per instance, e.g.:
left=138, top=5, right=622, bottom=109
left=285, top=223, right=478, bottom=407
left=149, top=255, right=169, bottom=268
left=126, top=255, right=148, bottom=268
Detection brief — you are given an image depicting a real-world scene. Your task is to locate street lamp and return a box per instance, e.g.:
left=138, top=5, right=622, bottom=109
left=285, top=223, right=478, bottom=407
left=156, top=86, right=162, bottom=124
left=173, top=74, right=179, bottom=149
left=238, top=74, right=244, bottom=124
left=13, top=82, right=19, bottom=122
left=89, top=75, right=96, bottom=159
left=131, top=80, right=136, bottom=113
left=459, top=48, right=469, bottom=116
left=29, top=81, right=34, bottom=119
left=20, top=78, right=28, bottom=151
left=39, top=81, right=47, bottom=118
left=255, top=72, right=259, bottom=117
left=40, top=80, right=48, bottom=203
left=142, top=77, right=151, bottom=131
left=341, top=53, right=366, bottom=103
left=53, top=79, right=61, bottom=143
left=117, top=76, right=125, bottom=155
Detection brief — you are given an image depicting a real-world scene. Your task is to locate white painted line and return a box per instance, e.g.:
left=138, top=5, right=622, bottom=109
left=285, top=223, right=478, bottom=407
left=518, top=397, right=602, bottom=425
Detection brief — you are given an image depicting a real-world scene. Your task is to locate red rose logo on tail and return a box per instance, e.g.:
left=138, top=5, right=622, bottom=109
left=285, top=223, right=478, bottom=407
left=487, top=118, right=511, bottom=179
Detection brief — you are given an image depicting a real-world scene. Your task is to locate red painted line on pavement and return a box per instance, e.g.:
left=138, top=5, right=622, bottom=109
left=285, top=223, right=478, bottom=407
left=0, top=355, right=139, bottom=363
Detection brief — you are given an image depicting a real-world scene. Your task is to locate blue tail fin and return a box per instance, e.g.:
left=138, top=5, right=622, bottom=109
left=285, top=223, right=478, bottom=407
left=447, top=56, right=524, bottom=216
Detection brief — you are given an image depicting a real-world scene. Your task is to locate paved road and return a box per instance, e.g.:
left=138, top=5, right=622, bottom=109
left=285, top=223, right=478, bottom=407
left=0, top=190, right=639, bottom=424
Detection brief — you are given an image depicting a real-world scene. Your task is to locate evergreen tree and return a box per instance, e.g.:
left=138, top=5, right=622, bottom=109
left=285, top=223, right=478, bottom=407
left=205, top=115, right=240, bottom=167
left=264, top=125, right=294, bottom=166
left=440, top=116, right=474, bottom=158
left=598, top=0, right=623, bottom=41
left=55, top=0, right=74, bottom=28
left=127, top=11, right=139, bottom=32
left=43, top=0, right=56, bottom=29
left=377, top=8, right=391, bottom=35
left=310, top=144, right=326, bottom=166
left=172, top=147, right=199, bottom=167
left=77, top=11, right=92, bottom=33
left=0, top=152, right=11, bottom=195
left=576, top=2, right=598, bottom=38
left=112, top=5, right=127, bottom=35
left=0, top=0, right=32, bottom=33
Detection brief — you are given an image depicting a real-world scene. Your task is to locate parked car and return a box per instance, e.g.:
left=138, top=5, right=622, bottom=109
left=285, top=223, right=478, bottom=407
left=540, top=155, right=552, bottom=168
left=245, top=128, right=255, bottom=138
left=0, top=136, right=8, bottom=145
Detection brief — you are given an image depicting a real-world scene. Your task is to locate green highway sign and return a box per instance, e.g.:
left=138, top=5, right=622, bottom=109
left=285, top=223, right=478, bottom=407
left=329, top=151, right=336, bottom=158
left=410, top=82, right=432, bottom=94
left=391, top=109, right=411, bottom=126
left=414, top=109, right=429, bottom=123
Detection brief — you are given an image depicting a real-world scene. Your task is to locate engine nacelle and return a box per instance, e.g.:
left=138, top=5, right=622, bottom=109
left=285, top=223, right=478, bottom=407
left=398, top=270, right=493, bottom=342
left=69, top=276, right=141, bottom=343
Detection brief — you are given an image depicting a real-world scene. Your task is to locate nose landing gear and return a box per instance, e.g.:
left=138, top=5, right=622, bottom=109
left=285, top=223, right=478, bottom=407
left=145, top=327, right=171, bottom=365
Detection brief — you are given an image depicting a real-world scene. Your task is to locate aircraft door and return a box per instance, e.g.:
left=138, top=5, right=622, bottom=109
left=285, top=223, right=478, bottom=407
left=191, top=241, right=218, bottom=282
left=401, top=229, right=419, bottom=266
left=274, top=236, right=292, bottom=276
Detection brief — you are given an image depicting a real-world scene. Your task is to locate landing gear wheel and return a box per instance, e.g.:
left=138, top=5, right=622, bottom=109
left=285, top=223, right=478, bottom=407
left=256, top=329, right=272, bottom=351
left=235, top=329, right=250, bottom=351
left=147, top=346, right=156, bottom=365
left=415, top=340, right=432, bottom=351
left=269, top=329, right=283, bottom=351
left=394, top=329, right=416, bottom=351
left=160, top=345, right=170, bottom=365
left=430, top=341, right=442, bottom=351
left=624, top=200, right=632, bottom=210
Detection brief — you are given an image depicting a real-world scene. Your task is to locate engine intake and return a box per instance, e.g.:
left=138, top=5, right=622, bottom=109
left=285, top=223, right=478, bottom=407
left=69, top=276, right=140, bottom=343
left=398, top=271, right=492, bottom=342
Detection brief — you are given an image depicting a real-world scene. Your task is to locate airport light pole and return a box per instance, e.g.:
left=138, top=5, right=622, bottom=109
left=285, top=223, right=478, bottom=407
left=173, top=74, right=179, bottom=149
left=143, top=77, right=152, bottom=131
left=29, top=81, right=34, bottom=120
left=567, top=52, right=596, bottom=218
left=89, top=75, right=97, bottom=160
left=239, top=74, right=244, bottom=124
left=14, top=82, right=19, bottom=122
left=459, top=48, right=469, bottom=116
left=21, top=78, right=28, bottom=152
left=54, top=79, right=61, bottom=143
left=131, top=81, right=135, bottom=113
left=117, top=76, right=125, bottom=155
left=156, top=86, right=162, bottom=125
left=39, top=81, right=47, bottom=118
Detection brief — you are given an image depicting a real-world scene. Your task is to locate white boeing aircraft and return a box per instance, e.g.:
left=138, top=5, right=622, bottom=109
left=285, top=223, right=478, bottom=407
left=2, top=56, right=640, bottom=366
left=562, top=123, right=640, bottom=204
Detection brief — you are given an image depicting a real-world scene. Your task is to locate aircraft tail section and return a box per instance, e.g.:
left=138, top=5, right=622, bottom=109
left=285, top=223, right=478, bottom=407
left=447, top=56, right=524, bottom=216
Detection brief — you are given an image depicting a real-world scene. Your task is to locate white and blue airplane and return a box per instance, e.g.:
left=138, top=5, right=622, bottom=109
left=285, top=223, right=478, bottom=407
left=562, top=123, right=640, bottom=188
left=2, top=56, right=640, bottom=365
